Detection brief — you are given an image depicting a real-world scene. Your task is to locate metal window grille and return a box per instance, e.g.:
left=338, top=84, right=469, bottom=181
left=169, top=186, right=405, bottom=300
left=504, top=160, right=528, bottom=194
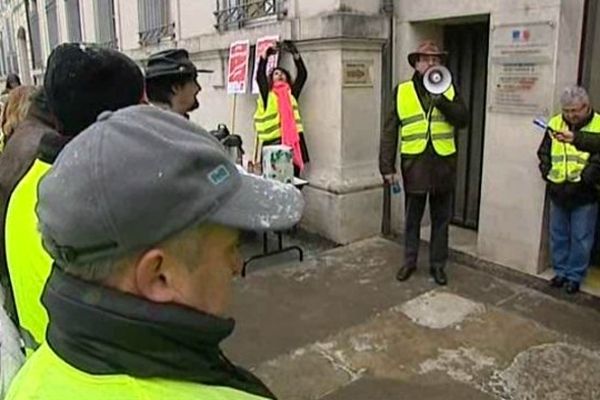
left=65, top=0, right=82, bottom=42
left=46, top=0, right=59, bottom=49
left=138, top=0, right=174, bottom=46
left=214, top=0, right=282, bottom=31
left=29, top=0, right=43, bottom=68
left=93, top=0, right=117, bottom=48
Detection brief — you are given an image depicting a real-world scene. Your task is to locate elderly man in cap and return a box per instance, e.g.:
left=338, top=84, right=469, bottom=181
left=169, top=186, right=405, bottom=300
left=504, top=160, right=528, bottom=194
left=145, top=49, right=211, bottom=118
left=379, top=40, right=469, bottom=286
left=7, top=105, right=303, bottom=399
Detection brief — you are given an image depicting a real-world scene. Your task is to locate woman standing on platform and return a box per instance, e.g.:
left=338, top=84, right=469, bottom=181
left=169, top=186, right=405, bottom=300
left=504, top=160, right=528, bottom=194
left=254, top=40, right=310, bottom=177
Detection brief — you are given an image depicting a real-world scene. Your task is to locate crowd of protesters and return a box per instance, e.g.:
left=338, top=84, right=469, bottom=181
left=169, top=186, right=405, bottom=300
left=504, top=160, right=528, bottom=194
left=0, top=42, right=304, bottom=400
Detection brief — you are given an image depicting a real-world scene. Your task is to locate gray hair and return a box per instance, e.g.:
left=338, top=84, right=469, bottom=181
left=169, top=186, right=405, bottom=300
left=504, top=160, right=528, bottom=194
left=61, top=253, right=135, bottom=283
left=61, top=225, right=210, bottom=283
left=560, top=85, right=590, bottom=107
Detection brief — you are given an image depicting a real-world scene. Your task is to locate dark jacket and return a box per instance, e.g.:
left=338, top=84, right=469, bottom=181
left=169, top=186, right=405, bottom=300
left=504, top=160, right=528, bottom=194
left=43, top=267, right=276, bottom=399
left=572, top=128, right=600, bottom=153
left=537, top=112, right=600, bottom=209
left=0, top=106, right=55, bottom=320
left=379, top=73, right=469, bottom=193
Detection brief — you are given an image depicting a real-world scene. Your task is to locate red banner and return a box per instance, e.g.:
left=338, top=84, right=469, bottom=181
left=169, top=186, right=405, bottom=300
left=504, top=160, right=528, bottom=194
left=252, top=35, right=280, bottom=94
left=227, top=40, right=250, bottom=94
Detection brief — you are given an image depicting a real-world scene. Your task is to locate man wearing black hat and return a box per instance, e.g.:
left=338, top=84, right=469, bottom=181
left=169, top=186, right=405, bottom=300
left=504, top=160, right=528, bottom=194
left=145, top=49, right=211, bottom=119
left=4, top=43, right=145, bottom=355
left=379, top=40, right=469, bottom=286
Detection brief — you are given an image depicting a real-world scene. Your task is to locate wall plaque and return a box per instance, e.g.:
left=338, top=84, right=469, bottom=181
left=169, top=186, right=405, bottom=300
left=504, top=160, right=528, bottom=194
left=343, top=60, right=373, bottom=87
left=489, top=21, right=556, bottom=115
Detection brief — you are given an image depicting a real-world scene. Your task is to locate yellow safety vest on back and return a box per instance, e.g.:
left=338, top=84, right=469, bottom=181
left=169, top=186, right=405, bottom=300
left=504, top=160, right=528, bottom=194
left=547, top=113, right=600, bottom=183
left=254, top=91, right=304, bottom=143
left=6, top=343, right=270, bottom=400
left=397, top=81, right=456, bottom=156
left=5, top=160, right=52, bottom=356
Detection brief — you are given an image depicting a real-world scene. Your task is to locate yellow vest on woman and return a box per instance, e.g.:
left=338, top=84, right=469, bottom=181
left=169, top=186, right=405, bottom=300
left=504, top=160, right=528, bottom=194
left=254, top=92, right=304, bottom=143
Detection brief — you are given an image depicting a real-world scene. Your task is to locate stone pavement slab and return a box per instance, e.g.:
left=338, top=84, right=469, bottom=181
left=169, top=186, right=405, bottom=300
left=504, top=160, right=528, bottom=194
left=321, top=378, right=496, bottom=400
left=224, top=237, right=600, bottom=399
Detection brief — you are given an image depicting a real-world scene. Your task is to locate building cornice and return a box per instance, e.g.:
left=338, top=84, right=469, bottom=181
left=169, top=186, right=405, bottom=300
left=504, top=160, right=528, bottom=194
left=124, top=12, right=388, bottom=62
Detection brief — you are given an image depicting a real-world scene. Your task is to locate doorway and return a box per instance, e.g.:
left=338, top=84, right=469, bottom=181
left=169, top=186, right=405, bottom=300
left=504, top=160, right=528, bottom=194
left=444, top=20, right=490, bottom=230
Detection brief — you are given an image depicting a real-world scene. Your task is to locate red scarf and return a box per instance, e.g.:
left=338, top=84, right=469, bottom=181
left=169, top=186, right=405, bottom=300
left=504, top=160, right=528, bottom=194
left=272, top=81, right=304, bottom=171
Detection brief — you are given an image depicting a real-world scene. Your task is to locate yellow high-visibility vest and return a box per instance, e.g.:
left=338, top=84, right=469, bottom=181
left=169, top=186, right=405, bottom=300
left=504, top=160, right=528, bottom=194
left=6, top=343, right=270, bottom=400
left=547, top=113, right=600, bottom=183
left=254, top=91, right=304, bottom=144
left=397, top=81, right=456, bottom=156
left=5, top=160, right=52, bottom=356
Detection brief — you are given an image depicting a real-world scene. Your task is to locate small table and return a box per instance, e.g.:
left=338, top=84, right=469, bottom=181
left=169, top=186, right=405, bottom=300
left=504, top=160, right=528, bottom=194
left=242, top=177, right=308, bottom=277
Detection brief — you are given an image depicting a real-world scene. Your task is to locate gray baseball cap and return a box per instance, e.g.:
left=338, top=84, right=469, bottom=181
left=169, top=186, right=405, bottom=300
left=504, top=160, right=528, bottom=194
left=37, top=105, right=304, bottom=265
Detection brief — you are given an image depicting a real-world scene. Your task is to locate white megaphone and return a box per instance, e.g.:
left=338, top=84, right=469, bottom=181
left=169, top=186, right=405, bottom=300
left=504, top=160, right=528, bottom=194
left=423, top=65, right=452, bottom=95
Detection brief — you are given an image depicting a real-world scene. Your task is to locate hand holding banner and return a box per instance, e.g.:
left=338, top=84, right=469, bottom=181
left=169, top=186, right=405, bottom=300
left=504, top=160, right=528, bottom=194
left=252, top=35, right=280, bottom=94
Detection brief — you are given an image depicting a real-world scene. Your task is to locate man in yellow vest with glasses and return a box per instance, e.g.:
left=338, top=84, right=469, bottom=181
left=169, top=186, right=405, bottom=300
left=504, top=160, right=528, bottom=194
left=379, top=41, right=468, bottom=286
left=537, top=85, right=600, bottom=294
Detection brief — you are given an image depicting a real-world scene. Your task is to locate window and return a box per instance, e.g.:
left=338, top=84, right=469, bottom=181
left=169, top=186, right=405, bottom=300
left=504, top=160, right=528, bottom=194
left=28, top=0, right=43, bottom=68
left=0, top=33, right=6, bottom=76
left=93, top=0, right=117, bottom=48
left=2, top=18, right=18, bottom=74
left=138, top=0, right=174, bottom=46
left=65, top=0, right=82, bottom=42
left=46, top=0, right=59, bottom=49
left=214, top=0, right=281, bottom=31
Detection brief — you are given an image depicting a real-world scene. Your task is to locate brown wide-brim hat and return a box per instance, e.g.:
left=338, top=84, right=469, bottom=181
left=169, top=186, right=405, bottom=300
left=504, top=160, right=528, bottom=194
left=408, top=41, right=448, bottom=67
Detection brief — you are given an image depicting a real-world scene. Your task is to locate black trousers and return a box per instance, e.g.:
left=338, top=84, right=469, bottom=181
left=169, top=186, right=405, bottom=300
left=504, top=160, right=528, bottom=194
left=403, top=191, right=453, bottom=270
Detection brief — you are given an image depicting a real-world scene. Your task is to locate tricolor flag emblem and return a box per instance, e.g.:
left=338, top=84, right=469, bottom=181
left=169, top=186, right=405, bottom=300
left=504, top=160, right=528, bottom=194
left=512, top=29, right=531, bottom=42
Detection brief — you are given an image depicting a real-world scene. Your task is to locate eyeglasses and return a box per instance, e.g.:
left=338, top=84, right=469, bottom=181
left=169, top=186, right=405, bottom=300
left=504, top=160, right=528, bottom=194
left=562, top=103, right=589, bottom=115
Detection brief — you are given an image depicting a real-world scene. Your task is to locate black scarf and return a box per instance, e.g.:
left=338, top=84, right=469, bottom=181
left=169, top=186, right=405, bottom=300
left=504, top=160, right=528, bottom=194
left=42, top=267, right=276, bottom=399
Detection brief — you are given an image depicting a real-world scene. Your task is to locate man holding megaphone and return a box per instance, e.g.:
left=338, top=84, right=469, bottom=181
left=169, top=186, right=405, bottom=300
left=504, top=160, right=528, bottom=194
left=379, top=40, right=468, bottom=286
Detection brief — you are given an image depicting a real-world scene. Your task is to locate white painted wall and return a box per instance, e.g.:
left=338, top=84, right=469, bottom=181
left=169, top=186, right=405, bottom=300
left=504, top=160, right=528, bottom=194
left=12, top=2, right=32, bottom=84
left=56, top=0, right=68, bottom=44
left=177, top=0, right=214, bottom=39
left=80, top=0, right=96, bottom=42
left=341, top=0, right=381, bottom=14
left=38, top=0, right=50, bottom=65
left=116, top=0, right=139, bottom=51
left=295, top=0, right=340, bottom=18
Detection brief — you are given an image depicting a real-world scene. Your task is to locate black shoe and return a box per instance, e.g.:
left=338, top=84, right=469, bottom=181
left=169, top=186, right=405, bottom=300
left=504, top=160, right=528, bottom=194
left=549, top=275, right=567, bottom=288
left=396, top=265, right=416, bottom=282
left=565, top=280, right=580, bottom=294
left=430, top=268, right=447, bottom=286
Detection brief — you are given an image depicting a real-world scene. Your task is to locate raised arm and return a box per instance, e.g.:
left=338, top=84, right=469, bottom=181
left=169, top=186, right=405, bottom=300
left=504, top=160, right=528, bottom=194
left=257, top=49, right=275, bottom=109
left=291, top=55, right=307, bottom=99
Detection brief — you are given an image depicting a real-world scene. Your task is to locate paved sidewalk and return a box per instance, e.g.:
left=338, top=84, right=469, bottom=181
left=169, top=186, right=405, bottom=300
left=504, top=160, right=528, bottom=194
left=226, top=237, right=600, bottom=400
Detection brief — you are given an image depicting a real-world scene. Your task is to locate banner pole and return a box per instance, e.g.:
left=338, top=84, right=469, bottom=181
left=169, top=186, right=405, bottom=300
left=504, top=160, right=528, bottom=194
left=230, top=93, right=237, bottom=134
